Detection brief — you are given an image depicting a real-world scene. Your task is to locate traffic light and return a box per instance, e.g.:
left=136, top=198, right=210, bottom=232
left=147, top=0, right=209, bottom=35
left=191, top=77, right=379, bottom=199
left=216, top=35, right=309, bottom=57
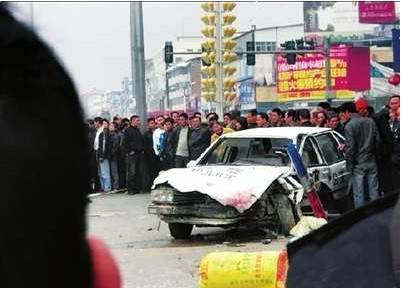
left=201, top=46, right=211, bottom=66
left=200, top=2, right=238, bottom=103
left=246, top=41, right=255, bottom=66
left=221, top=2, right=237, bottom=102
left=201, top=2, right=216, bottom=102
left=280, top=40, right=296, bottom=65
left=164, top=41, right=173, bottom=64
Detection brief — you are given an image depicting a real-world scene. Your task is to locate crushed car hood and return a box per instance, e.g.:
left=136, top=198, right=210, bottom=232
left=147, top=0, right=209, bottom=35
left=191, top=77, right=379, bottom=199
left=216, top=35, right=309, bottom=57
left=153, top=165, right=290, bottom=213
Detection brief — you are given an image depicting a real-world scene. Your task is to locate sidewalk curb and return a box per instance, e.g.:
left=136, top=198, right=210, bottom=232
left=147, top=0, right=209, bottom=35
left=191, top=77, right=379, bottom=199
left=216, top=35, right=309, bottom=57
left=88, top=189, right=127, bottom=198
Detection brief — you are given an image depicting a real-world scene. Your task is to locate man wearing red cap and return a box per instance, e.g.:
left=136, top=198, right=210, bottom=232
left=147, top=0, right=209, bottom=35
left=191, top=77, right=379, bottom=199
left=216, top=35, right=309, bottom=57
left=355, top=97, right=370, bottom=118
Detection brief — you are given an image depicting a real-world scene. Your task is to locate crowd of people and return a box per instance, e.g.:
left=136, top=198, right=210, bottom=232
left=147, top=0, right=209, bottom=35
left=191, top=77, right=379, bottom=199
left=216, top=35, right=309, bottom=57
left=86, top=96, right=400, bottom=209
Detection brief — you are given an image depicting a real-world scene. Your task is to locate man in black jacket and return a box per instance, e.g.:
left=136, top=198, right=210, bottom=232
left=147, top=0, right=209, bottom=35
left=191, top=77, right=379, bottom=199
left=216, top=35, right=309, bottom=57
left=189, top=116, right=211, bottom=160
left=374, top=95, right=400, bottom=194
left=298, top=109, right=314, bottom=127
left=339, top=102, right=380, bottom=208
left=160, top=117, right=175, bottom=170
left=109, top=122, right=121, bottom=191
left=122, top=115, right=146, bottom=195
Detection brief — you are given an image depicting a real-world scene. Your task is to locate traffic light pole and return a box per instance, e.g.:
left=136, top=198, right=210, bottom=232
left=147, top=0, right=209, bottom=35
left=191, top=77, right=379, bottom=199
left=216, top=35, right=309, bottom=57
left=214, top=2, right=224, bottom=120
left=165, top=62, right=170, bottom=111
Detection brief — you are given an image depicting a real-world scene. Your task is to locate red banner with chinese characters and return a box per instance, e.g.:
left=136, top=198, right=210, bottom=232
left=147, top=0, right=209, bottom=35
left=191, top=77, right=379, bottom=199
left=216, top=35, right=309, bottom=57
left=276, top=46, right=350, bottom=102
left=358, top=2, right=396, bottom=24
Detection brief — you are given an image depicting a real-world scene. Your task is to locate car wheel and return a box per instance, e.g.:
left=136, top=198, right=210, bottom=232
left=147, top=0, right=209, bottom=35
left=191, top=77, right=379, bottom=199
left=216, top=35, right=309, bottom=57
left=168, top=223, right=193, bottom=239
left=271, top=194, right=297, bottom=235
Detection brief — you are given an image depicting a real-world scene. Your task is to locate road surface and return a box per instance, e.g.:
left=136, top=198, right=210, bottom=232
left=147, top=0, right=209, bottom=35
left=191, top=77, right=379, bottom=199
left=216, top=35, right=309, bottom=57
left=88, top=193, right=288, bottom=288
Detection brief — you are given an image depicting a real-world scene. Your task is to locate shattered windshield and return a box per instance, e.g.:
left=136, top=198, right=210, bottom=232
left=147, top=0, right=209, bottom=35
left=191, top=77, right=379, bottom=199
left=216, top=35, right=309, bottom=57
left=199, top=137, right=292, bottom=166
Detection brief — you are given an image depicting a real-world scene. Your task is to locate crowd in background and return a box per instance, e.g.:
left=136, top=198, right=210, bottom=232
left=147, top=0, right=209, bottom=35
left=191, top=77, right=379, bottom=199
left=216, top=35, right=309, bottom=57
left=86, top=95, right=399, bottom=208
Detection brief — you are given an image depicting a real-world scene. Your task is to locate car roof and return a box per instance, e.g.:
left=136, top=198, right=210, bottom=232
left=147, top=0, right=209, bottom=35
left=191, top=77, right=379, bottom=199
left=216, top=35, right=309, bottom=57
left=223, top=127, right=331, bottom=139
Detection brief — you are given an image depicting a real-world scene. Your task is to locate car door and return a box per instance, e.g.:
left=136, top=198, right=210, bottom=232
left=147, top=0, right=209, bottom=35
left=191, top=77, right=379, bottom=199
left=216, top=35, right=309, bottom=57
left=299, top=136, right=331, bottom=190
left=313, top=132, right=351, bottom=199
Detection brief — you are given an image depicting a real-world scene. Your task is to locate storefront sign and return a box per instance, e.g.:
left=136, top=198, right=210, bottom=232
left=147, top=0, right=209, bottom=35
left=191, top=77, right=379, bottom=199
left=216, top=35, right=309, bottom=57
left=276, top=45, right=369, bottom=102
left=358, top=2, right=396, bottom=24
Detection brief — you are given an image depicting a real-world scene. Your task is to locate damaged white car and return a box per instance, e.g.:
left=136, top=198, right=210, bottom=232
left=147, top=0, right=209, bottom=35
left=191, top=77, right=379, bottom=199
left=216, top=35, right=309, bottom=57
left=148, top=127, right=351, bottom=239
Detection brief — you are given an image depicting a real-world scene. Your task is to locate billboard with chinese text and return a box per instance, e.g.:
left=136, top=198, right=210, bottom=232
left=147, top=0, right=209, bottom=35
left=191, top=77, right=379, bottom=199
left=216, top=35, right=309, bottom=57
left=358, top=2, right=396, bottom=23
left=276, top=45, right=370, bottom=102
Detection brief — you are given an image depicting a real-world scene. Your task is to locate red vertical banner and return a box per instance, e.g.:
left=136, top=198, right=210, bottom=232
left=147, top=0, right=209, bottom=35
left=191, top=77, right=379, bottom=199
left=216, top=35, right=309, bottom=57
left=358, top=2, right=396, bottom=23
left=347, top=47, right=371, bottom=91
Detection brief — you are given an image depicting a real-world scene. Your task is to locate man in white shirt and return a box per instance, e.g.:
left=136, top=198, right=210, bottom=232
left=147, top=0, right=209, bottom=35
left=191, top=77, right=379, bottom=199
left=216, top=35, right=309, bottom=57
left=153, top=115, right=165, bottom=155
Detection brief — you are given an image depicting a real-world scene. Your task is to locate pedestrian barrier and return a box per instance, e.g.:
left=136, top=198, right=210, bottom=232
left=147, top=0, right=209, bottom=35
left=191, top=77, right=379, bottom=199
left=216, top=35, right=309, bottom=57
left=199, top=251, right=288, bottom=288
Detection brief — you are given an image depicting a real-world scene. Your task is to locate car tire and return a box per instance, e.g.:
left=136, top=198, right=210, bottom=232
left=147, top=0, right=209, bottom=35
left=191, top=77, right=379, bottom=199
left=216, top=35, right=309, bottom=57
left=271, top=194, right=297, bottom=235
left=168, top=223, right=193, bottom=239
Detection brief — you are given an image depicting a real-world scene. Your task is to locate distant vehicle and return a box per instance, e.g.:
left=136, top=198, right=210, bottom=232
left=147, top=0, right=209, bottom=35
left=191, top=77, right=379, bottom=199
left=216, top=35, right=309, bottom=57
left=148, top=127, right=351, bottom=239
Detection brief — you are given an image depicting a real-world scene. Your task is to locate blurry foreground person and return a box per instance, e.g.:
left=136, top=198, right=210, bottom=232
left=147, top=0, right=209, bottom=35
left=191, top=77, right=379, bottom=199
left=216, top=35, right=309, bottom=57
left=0, top=4, right=120, bottom=288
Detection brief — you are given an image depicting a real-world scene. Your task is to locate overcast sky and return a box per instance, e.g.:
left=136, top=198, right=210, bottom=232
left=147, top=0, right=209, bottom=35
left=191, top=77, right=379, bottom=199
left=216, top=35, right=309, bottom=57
left=12, top=2, right=303, bottom=94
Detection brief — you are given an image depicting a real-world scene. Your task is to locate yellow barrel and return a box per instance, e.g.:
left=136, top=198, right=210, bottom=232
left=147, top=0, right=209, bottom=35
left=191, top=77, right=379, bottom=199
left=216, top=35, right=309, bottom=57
left=199, top=251, right=287, bottom=288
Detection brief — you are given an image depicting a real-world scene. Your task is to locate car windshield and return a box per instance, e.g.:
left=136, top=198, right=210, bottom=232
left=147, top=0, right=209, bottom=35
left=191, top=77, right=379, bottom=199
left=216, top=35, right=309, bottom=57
left=199, top=137, right=293, bottom=166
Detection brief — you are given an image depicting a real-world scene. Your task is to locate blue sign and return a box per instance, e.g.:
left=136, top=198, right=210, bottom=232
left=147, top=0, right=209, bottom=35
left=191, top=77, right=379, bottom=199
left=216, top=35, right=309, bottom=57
left=238, top=78, right=255, bottom=104
left=392, top=28, right=400, bottom=72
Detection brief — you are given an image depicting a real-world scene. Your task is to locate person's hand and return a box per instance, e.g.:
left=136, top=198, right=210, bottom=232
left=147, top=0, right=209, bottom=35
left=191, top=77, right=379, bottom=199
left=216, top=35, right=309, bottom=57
left=338, top=144, right=346, bottom=152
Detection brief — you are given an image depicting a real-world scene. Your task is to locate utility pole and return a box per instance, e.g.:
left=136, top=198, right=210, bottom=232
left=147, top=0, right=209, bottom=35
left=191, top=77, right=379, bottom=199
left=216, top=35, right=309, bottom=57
left=129, top=2, right=147, bottom=129
left=324, top=37, right=335, bottom=103
left=165, top=62, right=170, bottom=111
left=214, top=1, right=224, bottom=119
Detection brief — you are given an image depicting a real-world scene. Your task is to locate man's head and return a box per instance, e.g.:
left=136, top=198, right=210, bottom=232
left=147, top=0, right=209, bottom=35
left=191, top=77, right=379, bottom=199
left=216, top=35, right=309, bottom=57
left=355, top=98, right=369, bottom=117
left=130, top=115, right=141, bottom=127
left=208, top=115, right=219, bottom=127
left=327, top=111, right=340, bottom=129
left=317, top=102, right=331, bottom=112
left=389, top=95, right=400, bottom=113
left=163, top=117, right=174, bottom=132
left=179, top=112, right=189, bottom=127
left=270, top=108, right=282, bottom=124
left=94, top=117, right=103, bottom=129
left=245, top=109, right=258, bottom=124
left=206, top=112, right=218, bottom=123
left=193, top=112, right=202, bottom=119
left=310, top=109, right=319, bottom=125
left=102, top=119, right=109, bottom=129
left=147, top=117, right=156, bottom=131
left=156, top=115, right=165, bottom=129
left=170, top=111, right=179, bottom=124
left=190, top=115, right=202, bottom=129
left=316, top=111, right=327, bottom=127
left=339, top=102, right=357, bottom=123
left=298, top=109, right=311, bottom=123
left=212, top=122, right=223, bottom=135
left=285, top=109, right=295, bottom=126
left=113, top=115, right=122, bottom=125
left=229, top=109, right=241, bottom=119
left=109, top=122, right=117, bottom=133
left=223, top=113, right=233, bottom=126
left=256, top=113, right=268, bottom=127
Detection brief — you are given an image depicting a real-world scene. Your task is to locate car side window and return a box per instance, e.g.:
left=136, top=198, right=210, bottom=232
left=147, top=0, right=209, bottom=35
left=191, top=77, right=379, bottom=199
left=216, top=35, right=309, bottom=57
left=301, top=138, right=320, bottom=166
left=315, top=133, right=344, bottom=164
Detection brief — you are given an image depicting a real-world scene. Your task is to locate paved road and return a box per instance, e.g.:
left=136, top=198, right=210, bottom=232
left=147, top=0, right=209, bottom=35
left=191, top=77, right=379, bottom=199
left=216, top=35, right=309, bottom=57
left=88, top=193, right=288, bottom=288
